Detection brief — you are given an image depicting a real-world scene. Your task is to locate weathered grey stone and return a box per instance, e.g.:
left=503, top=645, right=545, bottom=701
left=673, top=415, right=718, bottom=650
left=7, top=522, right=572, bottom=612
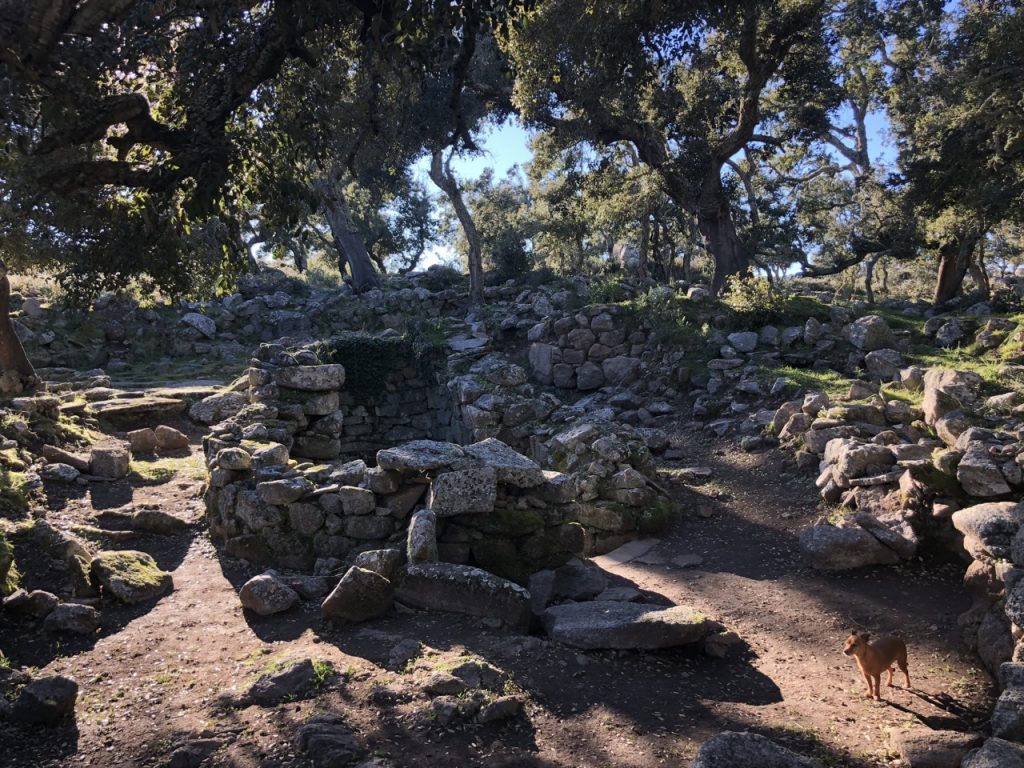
left=189, top=391, right=247, bottom=425
left=344, top=515, right=394, bottom=540
left=42, top=463, right=80, bottom=482
left=958, top=444, right=1012, bottom=497
left=181, top=312, right=216, bottom=338
left=217, top=447, right=252, bottom=471
left=155, top=425, right=190, bottom=451
left=407, top=508, right=438, bottom=564
left=366, top=467, right=402, bottom=495
left=799, top=524, right=901, bottom=570
left=293, top=713, right=359, bottom=768
left=126, top=428, right=157, bottom=454
left=11, top=676, right=78, bottom=724
left=952, top=502, right=1024, bottom=561
left=376, top=440, right=467, bottom=473
left=257, top=477, right=313, bottom=505
left=889, top=728, right=983, bottom=768
left=239, top=572, right=299, bottom=615
left=246, top=659, right=315, bottom=705
left=335, top=486, right=375, bottom=515
left=542, top=600, right=708, bottom=650
left=961, top=738, right=1024, bottom=768
left=428, top=467, right=497, bottom=517
left=351, top=549, right=403, bottom=582
left=44, top=603, right=99, bottom=635
left=692, top=732, right=822, bottom=768
left=864, top=348, right=903, bottom=379
left=922, top=369, right=982, bottom=425
left=91, top=550, right=173, bottom=603
left=273, top=364, right=345, bottom=391
left=395, top=563, right=531, bottom=631
left=90, top=446, right=130, bottom=479
left=602, top=356, right=641, bottom=385
left=992, top=689, right=1024, bottom=741
left=288, top=503, right=325, bottom=536
left=551, top=557, right=608, bottom=600
left=321, top=566, right=393, bottom=622
left=726, top=331, right=758, bottom=353
left=576, top=361, right=605, bottom=390
left=463, top=438, right=544, bottom=487
left=848, top=315, right=894, bottom=351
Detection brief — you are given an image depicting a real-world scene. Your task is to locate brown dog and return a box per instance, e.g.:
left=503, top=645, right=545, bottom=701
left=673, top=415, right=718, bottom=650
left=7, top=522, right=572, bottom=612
left=843, top=630, right=910, bottom=700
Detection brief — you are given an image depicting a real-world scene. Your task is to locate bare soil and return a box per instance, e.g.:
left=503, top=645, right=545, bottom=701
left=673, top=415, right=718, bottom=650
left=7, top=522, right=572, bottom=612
left=0, top=419, right=994, bottom=768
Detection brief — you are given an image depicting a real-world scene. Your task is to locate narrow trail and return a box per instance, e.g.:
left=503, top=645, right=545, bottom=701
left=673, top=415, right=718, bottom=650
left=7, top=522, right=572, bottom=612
left=2, top=419, right=994, bottom=768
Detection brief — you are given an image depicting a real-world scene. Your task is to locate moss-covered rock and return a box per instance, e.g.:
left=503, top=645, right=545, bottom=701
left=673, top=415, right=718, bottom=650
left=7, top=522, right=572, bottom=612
left=91, top=550, right=173, bottom=603
left=637, top=499, right=678, bottom=534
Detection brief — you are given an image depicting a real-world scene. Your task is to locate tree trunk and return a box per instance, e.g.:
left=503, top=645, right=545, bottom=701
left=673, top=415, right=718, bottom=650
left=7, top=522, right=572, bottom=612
left=864, top=254, right=878, bottom=305
left=429, top=149, right=484, bottom=307
left=933, top=232, right=979, bottom=306
left=0, top=263, right=37, bottom=393
left=638, top=213, right=650, bottom=279
left=697, top=165, right=750, bottom=294
left=316, top=179, right=380, bottom=293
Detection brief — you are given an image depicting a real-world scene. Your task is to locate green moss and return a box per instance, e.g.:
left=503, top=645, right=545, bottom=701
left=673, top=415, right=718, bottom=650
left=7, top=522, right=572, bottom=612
left=130, top=454, right=206, bottom=485
left=0, top=531, right=19, bottom=596
left=0, top=467, right=31, bottom=515
left=758, top=364, right=849, bottom=398
left=312, top=327, right=448, bottom=404
left=91, top=550, right=171, bottom=597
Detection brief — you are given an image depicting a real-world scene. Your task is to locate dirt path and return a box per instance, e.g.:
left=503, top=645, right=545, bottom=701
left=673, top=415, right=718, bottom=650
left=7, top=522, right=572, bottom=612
left=1, top=423, right=994, bottom=768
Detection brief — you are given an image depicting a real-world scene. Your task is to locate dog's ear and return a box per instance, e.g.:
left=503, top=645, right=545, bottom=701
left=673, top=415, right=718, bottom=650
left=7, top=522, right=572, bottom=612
left=859, top=632, right=870, bottom=641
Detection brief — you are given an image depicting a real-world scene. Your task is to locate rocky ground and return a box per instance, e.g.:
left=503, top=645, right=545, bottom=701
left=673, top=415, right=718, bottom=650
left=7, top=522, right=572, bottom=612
left=0, top=400, right=994, bottom=768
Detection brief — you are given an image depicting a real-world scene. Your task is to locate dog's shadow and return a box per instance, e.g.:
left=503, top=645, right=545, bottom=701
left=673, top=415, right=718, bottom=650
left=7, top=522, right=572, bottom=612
left=882, top=685, right=989, bottom=731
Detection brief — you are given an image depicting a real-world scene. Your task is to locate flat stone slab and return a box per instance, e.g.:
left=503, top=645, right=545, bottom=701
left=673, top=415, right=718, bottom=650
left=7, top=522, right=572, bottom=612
left=541, top=600, right=709, bottom=649
left=463, top=438, right=545, bottom=487
left=377, top=440, right=468, bottom=474
left=85, top=396, right=186, bottom=426
left=395, top=563, right=531, bottom=631
left=692, top=732, right=822, bottom=768
left=593, top=538, right=662, bottom=568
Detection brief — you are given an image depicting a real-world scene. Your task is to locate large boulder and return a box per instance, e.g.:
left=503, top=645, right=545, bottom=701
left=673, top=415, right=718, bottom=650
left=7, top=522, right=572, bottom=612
left=957, top=445, right=1012, bottom=498
left=321, top=566, right=393, bottom=622
left=10, top=675, right=79, bottom=724
left=961, top=738, right=1024, bottom=768
left=395, top=563, right=531, bottom=631
left=691, top=732, right=822, bottom=768
left=952, top=502, right=1024, bottom=562
left=542, top=601, right=709, bottom=650
left=922, top=369, right=982, bottom=425
left=91, top=550, right=173, bottom=603
left=189, top=391, right=248, bottom=425
left=848, top=315, right=894, bottom=351
left=44, top=603, right=99, bottom=635
left=799, top=524, right=901, bottom=570
left=889, top=728, right=983, bottom=768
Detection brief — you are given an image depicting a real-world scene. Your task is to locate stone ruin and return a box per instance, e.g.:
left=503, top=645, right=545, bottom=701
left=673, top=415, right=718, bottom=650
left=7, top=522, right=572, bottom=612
left=202, top=339, right=673, bottom=585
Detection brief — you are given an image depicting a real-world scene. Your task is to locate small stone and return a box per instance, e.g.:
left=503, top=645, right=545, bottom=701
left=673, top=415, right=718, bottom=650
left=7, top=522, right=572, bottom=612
left=239, top=572, right=298, bottom=616
left=154, top=425, right=189, bottom=451
left=90, top=446, right=130, bottom=479
left=321, top=566, right=393, bottom=622
left=126, top=428, right=157, bottom=454
left=44, top=603, right=99, bottom=635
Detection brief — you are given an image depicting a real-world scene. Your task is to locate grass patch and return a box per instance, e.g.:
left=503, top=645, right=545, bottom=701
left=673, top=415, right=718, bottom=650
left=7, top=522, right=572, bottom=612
left=130, top=454, right=206, bottom=485
left=311, top=660, right=335, bottom=689
left=759, top=364, right=850, bottom=398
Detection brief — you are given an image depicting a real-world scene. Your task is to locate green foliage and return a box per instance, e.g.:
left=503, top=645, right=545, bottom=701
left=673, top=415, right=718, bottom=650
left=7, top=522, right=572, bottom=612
left=589, top=274, right=629, bottom=304
left=313, top=326, right=448, bottom=403
left=627, top=289, right=701, bottom=346
left=722, top=276, right=791, bottom=324
left=311, top=660, right=336, bottom=690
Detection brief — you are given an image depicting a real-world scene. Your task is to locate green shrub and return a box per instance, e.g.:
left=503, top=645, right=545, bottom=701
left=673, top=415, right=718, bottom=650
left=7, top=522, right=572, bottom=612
left=722, top=275, right=791, bottom=323
left=589, top=274, right=629, bottom=304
